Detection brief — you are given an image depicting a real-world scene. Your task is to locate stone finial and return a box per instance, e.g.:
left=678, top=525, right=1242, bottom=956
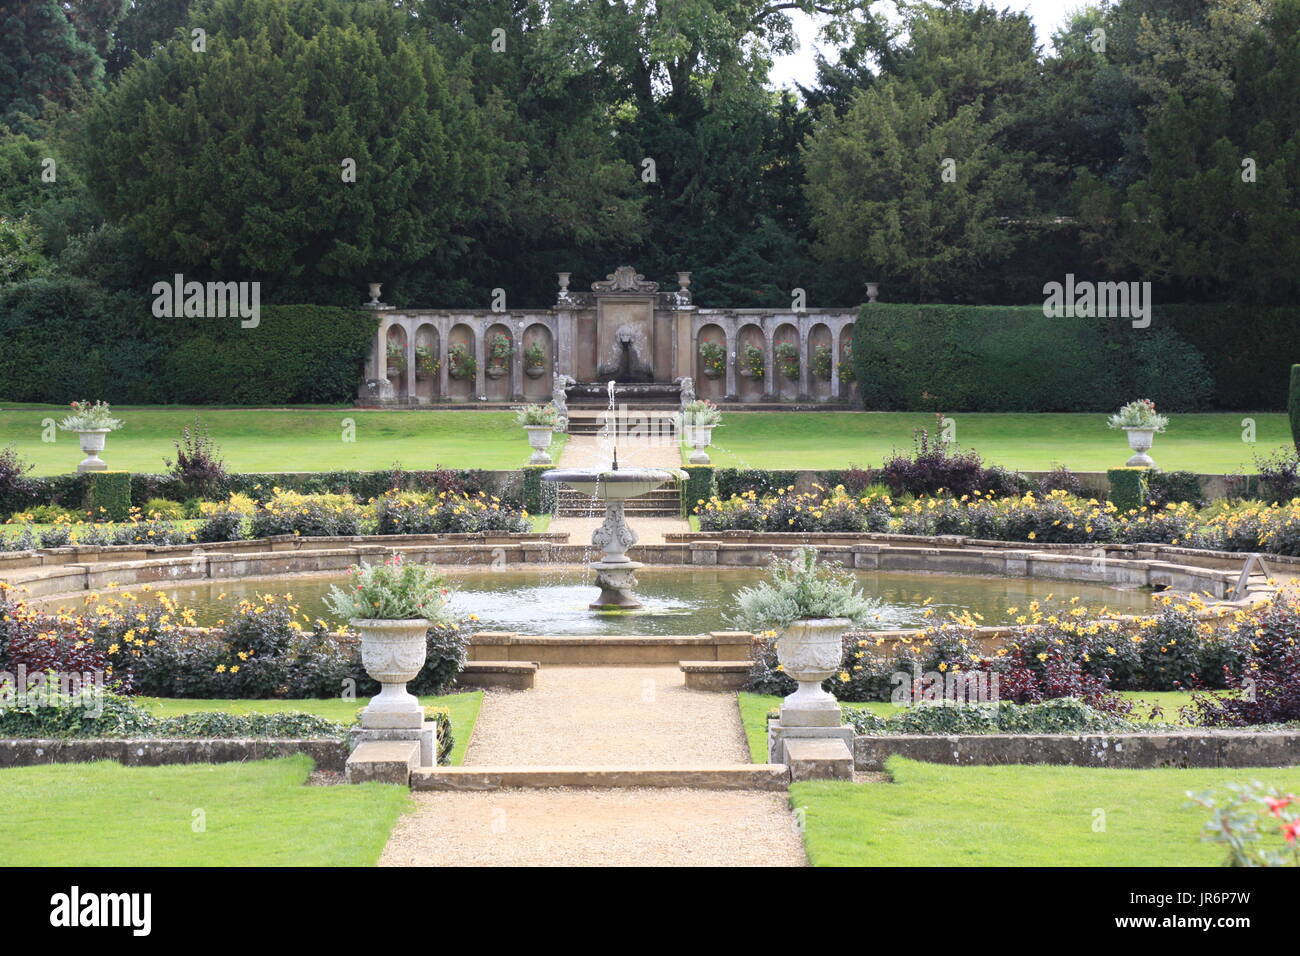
left=556, top=272, right=573, bottom=304
left=363, top=282, right=393, bottom=310
left=674, top=272, right=693, bottom=306
left=864, top=281, right=880, bottom=304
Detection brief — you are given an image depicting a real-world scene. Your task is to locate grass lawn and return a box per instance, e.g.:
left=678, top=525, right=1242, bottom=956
left=0, top=755, right=408, bottom=866
left=705, top=411, right=1290, bottom=472
left=137, top=691, right=484, bottom=766
left=0, top=405, right=566, bottom=476
left=738, top=691, right=1198, bottom=762
left=794, top=757, right=1300, bottom=866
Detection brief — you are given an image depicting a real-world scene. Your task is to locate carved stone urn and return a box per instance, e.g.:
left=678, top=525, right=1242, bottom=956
left=776, top=617, right=851, bottom=727
left=524, top=425, right=554, bottom=464
left=75, top=429, right=111, bottom=473
left=683, top=424, right=715, bottom=464
left=353, top=618, right=429, bottom=728
left=1122, top=427, right=1156, bottom=467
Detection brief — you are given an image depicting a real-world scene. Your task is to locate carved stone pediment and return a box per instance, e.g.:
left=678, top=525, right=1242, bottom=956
left=591, top=265, right=658, bottom=294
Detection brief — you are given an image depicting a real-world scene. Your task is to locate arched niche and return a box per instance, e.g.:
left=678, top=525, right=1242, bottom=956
left=809, top=322, right=833, bottom=401
left=385, top=324, right=409, bottom=401
left=447, top=323, right=476, bottom=401
left=695, top=323, right=726, bottom=402
left=773, top=321, right=800, bottom=401
left=484, top=322, right=513, bottom=402
left=521, top=323, right=553, bottom=401
left=736, top=323, right=766, bottom=403
left=413, top=323, right=440, bottom=404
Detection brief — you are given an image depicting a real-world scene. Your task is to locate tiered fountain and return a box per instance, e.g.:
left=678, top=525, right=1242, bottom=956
left=542, top=382, right=678, bottom=610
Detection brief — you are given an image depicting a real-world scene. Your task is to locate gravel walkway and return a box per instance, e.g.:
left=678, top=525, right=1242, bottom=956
left=379, top=665, right=810, bottom=867
left=467, top=665, right=748, bottom=766
left=381, top=789, right=807, bottom=867
left=556, top=433, right=683, bottom=469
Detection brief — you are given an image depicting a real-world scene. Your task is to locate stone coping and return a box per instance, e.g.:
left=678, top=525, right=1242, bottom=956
left=2, top=533, right=1267, bottom=607
left=0, top=737, right=347, bottom=770
left=852, top=730, right=1300, bottom=771
left=410, top=765, right=792, bottom=791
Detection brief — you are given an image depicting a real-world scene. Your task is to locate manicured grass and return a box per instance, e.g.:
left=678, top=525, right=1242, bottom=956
left=0, top=405, right=566, bottom=476
left=136, top=691, right=484, bottom=766
left=705, top=411, right=1290, bottom=472
left=793, top=757, right=1300, bottom=866
left=0, top=755, right=408, bottom=866
left=738, top=690, right=1198, bottom=762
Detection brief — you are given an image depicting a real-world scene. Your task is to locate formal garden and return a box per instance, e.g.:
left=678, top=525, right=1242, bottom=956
left=4, top=0, right=1300, bottom=881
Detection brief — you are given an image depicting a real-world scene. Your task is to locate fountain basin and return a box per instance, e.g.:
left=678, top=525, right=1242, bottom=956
left=540, top=468, right=677, bottom=499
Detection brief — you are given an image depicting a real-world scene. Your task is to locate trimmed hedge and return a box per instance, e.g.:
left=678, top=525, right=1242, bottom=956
left=852, top=303, right=1231, bottom=412
left=519, top=465, right=556, bottom=515
left=85, top=472, right=132, bottom=521
left=1290, top=364, right=1300, bottom=451
left=1107, top=468, right=1149, bottom=513
left=681, top=465, right=716, bottom=517
left=1, top=468, right=516, bottom=520
left=716, top=468, right=798, bottom=499
left=0, top=278, right=377, bottom=404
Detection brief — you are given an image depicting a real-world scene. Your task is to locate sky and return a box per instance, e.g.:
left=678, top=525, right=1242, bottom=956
left=769, top=1, right=1091, bottom=89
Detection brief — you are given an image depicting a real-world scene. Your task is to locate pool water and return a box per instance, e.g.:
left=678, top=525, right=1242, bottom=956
left=72, top=566, right=1152, bottom=635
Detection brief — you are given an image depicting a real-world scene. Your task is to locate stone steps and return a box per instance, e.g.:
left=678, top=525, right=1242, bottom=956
left=409, top=764, right=791, bottom=791
left=554, top=486, right=681, bottom=517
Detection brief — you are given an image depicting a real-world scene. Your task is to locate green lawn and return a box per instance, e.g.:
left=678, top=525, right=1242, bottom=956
left=0, top=755, right=408, bottom=866
left=794, top=757, right=1300, bottom=866
left=137, top=691, right=484, bottom=766
left=739, top=691, right=1197, bottom=762
left=2, top=405, right=1286, bottom=477
left=705, top=411, right=1290, bottom=472
left=0, top=405, right=565, bottom=476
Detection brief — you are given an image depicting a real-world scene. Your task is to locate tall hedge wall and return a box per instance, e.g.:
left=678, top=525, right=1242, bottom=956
left=0, top=278, right=377, bottom=404
left=852, top=303, right=1298, bottom=412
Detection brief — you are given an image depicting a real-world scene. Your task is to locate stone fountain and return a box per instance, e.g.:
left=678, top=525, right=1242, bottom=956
left=542, top=382, right=677, bottom=610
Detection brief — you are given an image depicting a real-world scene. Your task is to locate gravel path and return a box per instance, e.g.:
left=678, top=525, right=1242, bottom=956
left=556, top=433, right=683, bottom=469
left=378, top=665, right=811, bottom=867
left=381, top=789, right=807, bottom=867
left=465, top=665, right=748, bottom=766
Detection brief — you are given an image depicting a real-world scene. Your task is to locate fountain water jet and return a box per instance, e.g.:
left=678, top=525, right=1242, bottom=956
left=542, top=381, right=678, bottom=610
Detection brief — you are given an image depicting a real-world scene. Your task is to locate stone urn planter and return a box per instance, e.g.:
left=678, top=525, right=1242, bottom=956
left=486, top=364, right=507, bottom=380
left=525, top=363, right=546, bottom=379
left=524, top=424, right=554, bottom=464
left=702, top=366, right=722, bottom=379
left=354, top=618, right=429, bottom=726
left=684, top=423, right=716, bottom=464
left=75, top=429, right=111, bottom=473
left=776, top=617, right=851, bottom=727
left=1122, top=427, right=1156, bottom=467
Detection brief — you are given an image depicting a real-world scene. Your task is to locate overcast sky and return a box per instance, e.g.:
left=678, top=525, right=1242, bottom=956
left=769, top=1, right=1091, bottom=89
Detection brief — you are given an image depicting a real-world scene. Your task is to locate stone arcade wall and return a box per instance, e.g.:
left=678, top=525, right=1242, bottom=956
left=356, top=266, right=860, bottom=405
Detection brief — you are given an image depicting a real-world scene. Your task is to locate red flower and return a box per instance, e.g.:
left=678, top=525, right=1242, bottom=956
left=1266, top=795, right=1294, bottom=817
left=1282, top=820, right=1300, bottom=844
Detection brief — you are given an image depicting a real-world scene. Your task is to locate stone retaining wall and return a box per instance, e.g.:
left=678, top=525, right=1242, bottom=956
left=853, top=731, right=1300, bottom=771
left=0, top=738, right=348, bottom=770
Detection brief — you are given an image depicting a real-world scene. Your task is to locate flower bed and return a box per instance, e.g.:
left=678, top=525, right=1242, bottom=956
left=0, top=583, right=469, bottom=700
left=697, top=485, right=1300, bottom=556
left=748, top=591, right=1300, bottom=721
